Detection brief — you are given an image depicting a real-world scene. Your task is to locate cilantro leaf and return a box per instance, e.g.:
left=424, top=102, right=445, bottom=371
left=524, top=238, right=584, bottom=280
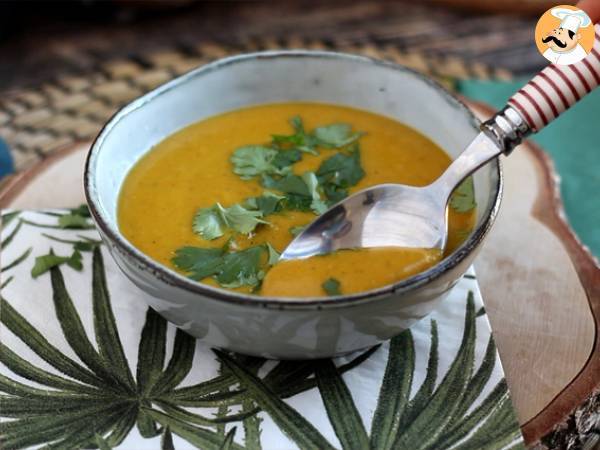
left=316, top=146, right=365, bottom=204
left=322, top=184, right=348, bottom=205
left=172, top=247, right=225, bottom=280
left=262, top=172, right=327, bottom=215
left=265, top=243, right=280, bottom=265
left=217, top=204, right=267, bottom=234
left=322, top=278, right=342, bottom=296
left=316, top=147, right=365, bottom=188
left=271, top=116, right=319, bottom=155
left=193, top=203, right=267, bottom=240
left=31, top=250, right=83, bottom=278
left=217, top=246, right=266, bottom=288
left=244, top=191, right=285, bottom=216
left=313, top=123, right=364, bottom=148
left=193, top=205, right=224, bottom=240
left=230, top=145, right=291, bottom=180
left=272, top=149, right=302, bottom=169
left=173, top=243, right=278, bottom=289
left=262, top=174, right=310, bottom=196
left=449, top=177, right=476, bottom=213
left=261, top=175, right=313, bottom=211
left=302, top=172, right=328, bottom=214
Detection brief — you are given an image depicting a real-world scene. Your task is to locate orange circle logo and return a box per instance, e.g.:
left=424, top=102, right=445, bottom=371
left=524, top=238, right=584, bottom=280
left=535, top=5, right=596, bottom=65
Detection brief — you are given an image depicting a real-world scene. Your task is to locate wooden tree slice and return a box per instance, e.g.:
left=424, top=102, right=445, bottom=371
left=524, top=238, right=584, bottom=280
left=0, top=102, right=598, bottom=447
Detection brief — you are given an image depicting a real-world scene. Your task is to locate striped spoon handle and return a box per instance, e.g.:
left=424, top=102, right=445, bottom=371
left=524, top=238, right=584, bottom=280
left=508, top=23, right=600, bottom=132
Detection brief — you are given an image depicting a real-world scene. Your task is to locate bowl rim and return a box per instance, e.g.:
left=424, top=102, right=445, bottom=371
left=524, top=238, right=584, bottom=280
left=85, top=49, right=503, bottom=310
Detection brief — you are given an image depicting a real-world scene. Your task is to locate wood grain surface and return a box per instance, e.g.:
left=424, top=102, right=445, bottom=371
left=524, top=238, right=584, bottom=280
left=468, top=103, right=599, bottom=446
left=0, top=101, right=598, bottom=447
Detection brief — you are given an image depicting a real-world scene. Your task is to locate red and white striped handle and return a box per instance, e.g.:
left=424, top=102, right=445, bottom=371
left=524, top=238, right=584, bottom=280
left=508, top=24, right=600, bottom=132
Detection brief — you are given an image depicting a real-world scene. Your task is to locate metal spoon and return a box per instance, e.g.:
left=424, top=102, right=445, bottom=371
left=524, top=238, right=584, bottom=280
left=281, top=27, right=600, bottom=260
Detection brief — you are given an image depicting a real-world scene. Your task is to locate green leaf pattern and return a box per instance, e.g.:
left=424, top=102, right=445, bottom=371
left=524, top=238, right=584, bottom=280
left=0, top=209, right=523, bottom=449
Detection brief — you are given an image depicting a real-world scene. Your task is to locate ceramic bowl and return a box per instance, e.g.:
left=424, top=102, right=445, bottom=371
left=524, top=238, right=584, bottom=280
left=85, top=50, right=502, bottom=359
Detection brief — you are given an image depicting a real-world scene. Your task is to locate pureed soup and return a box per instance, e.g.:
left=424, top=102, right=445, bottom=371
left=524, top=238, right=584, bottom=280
left=118, top=103, right=476, bottom=297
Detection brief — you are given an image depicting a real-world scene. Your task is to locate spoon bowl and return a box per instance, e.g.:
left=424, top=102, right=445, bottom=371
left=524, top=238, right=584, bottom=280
left=282, top=132, right=503, bottom=260
left=281, top=183, right=448, bottom=260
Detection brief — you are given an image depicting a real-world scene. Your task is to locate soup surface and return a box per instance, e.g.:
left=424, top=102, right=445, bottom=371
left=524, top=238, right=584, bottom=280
left=118, top=103, right=476, bottom=297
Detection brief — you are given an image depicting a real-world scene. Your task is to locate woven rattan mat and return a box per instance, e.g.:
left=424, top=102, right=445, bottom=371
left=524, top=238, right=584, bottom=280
left=0, top=38, right=515, bottom=174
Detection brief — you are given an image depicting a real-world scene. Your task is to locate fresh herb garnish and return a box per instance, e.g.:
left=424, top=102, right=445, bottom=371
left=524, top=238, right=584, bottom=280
left=322, top=277, right=342, bottom=296
left=172, top=243, right=277, bottom=289
left=31, top=250, right=83, bottom=278
left=271, top=116, right=319, bottom=155
left=230, top=145, right=294, bottom=180
left=262, top=172, right=327, bottom=215
left=313, top=123, right=364, bottom=148
left=176, top=115, right=367, bottom=292
left=302, top=172, right=328, bottom=214
left=171, top=247, right=225, bottom=281
left=449, top=177, right=476, bottom=213
left=272, top=149, right=302, bottom=169
left=316, top=145, right=365, bottom=204
left=193, top=203, right=267, bottom=240
left=244, top=191, right=285, bottom=216
left=265, top=242, right=281, bottom=265
left=272, top=116, right=364, bottom=155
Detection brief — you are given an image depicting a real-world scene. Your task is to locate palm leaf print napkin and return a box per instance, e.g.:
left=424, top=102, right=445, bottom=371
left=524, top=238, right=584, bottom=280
left=0, top=209, right=524, bottom=450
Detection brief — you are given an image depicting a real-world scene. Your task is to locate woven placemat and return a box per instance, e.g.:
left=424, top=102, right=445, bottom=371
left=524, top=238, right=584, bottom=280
left=0, top=38, right=513, bottom=174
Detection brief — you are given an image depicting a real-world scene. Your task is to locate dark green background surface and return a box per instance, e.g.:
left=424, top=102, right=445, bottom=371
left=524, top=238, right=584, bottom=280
left=458, top=80, right=600, bottom=258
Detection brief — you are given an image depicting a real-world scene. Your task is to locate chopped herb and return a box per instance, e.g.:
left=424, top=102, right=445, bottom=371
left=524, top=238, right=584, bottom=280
left=302, top=172, right=328, bottom=214
left=272, top=149, right=302, bottom=169
left=265, top=243, right=280, bottom=265
left=262, top=173, right=308, bottom=195
left=271, top=116, right=319, bottom=155
left=313, top=123, right=364, bottom=148
left=171, top=247, right=225, bottom=281
left=31, top=250, right=83, bottom=278
left=316, top=147, right=365, bottom=187
left=174, top=114, right=369, bottom=291
left=449, top=177, right=476, bottom=213
left=172, top=243, right=277, bottom=289
left=216, top=246, right=266, bottom=288
left=244, top=191, right=285, bottom=216
left=262, top=172, right=327, bottom=215
left=322, top=278, right=342, bottom=296
left=230, top=145, right=292, bottom=180
left=316, top=146, right=365, bottom=204
left=262, top=174, right=312, bottom=212
left=193, top=203, right=267, bottom=240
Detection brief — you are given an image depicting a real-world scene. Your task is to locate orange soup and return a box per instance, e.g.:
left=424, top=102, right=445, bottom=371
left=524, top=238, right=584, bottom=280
left=118, top=103, right=475, bottom=297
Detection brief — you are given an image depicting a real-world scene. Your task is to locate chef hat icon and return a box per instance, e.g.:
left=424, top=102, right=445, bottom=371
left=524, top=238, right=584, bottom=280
left=550, top=7, right=592, bottom=33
